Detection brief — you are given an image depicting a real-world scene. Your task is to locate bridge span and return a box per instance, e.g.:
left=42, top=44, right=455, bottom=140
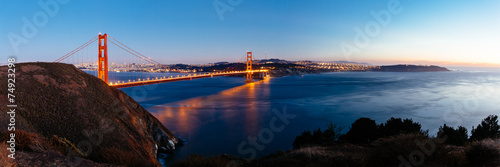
left=110, top=70, right=269, bottom=88
left=54, top=33, right=267, bottom=88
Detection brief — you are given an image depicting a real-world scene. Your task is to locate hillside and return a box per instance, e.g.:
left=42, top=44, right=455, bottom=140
left=0, top=62, right=178, bottom=166
left=373, top=65, right=450, bottom=72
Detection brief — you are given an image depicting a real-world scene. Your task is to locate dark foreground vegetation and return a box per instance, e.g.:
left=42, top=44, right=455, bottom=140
left=172, top=115, right=500, bottom=167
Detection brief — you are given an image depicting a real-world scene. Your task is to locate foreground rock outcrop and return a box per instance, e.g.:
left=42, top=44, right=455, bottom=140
left=0, top=62, right=178, bottom=166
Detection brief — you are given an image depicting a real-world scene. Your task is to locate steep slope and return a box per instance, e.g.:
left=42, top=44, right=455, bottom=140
left=0, top=62, right=178, bottom=166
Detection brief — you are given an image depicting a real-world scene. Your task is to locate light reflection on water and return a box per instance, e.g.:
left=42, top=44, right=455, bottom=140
left=117, top=70, right=500, bottom=162
left=151, top=79, right=270, bottom=140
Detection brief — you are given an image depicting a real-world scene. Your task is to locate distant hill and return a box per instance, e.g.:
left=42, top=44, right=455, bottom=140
left=373, top=64, right=450, bottom=72
left=0, top=63, right=178, bottom=166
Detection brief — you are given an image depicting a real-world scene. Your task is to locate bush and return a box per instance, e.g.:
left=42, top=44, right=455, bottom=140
left=378, top=117, right=423, bottom=138
left=340, top=118, right=378, bottom=144
left=293, top=130, right=314, bottom=148
left=465, top=139, right=500, bottom=166
left=171, top=154, right=238, bottom=167
left=471, top=115, right=499, bottom=140
left=99, top=147, right=151, bottom=167
left=369, top=133, right=465, bottom=167
left=323, top=122, right=343, bottom=141
left=437, top=124, right=468, bottom=146
left=292, top=123, right=343, bottom=148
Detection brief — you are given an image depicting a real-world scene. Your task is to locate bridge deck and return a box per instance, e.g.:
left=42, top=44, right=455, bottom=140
left=110, top=70, right=268, bottom=88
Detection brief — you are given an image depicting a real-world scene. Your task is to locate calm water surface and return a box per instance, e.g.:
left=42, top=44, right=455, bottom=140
left=113, top=69, right=500, bottom=163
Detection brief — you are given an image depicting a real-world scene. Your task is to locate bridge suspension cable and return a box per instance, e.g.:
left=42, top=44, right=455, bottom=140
left=54, top=36, right=98, bottom=62
left=223, top=54, right=247, bottom=72
left=107, top=39, right=158, bottom=65
left=107, top=35, right=162, bottom=65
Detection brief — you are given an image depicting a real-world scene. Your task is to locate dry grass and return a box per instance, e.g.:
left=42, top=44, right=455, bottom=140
left=291, top=146, right=329, bottom=157
left=0, top=143, right=16, bottom=167
left=465, top=139, right=500, bottom=166
left=0, top=130, right=51, bottom=153
left=49, top=135, right=86, bottom=156
left=99, top=147, right=152, bottom=167
left=369, top=133, right=466, bottom=167
left=171, top=154, right=238, bottom=167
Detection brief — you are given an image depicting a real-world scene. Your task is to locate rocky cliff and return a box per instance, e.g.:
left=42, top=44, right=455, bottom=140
left=0, top=62, right=178, bottom=166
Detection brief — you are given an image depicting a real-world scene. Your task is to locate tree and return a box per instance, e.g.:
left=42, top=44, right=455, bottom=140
left=293, top=130, right=313, bottom=148
left=322, top=122, right=343, bottom=142
left=341, top=118, right=378, bottom=144
left=470, top=115, right=499, bottom=140
left=292, top=123, right=344, bottom=148
left=378, top=117, right=422, bottom=138
left=438, top=124, right=468, bottom=146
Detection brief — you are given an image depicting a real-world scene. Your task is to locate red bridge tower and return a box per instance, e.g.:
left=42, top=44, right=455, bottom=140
left=246, top=51, right=253, bottom=83
left=98, top=33, right=108, bottom=84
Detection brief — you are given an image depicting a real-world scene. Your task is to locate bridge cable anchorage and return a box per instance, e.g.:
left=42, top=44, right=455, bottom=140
left=55, top=36, right=98, bottom=62
left=107, top=35, right=162, bottom=65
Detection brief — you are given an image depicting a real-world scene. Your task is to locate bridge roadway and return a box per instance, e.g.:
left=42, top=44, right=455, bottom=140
left=110, top=70, right=268, bottom=88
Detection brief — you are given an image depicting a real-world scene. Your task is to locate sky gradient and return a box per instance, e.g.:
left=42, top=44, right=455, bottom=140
left=1, top=0, right=499, bottom=66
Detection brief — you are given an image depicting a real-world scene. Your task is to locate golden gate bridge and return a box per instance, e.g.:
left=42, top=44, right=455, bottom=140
left=54, top=33, right=268, bottom=88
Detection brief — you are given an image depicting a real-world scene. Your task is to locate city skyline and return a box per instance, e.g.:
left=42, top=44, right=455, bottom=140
left=1, top=0, right=499, bottom=66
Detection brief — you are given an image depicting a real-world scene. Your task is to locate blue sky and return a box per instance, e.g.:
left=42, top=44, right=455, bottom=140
left=1, top=0, right=499, bottom=66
